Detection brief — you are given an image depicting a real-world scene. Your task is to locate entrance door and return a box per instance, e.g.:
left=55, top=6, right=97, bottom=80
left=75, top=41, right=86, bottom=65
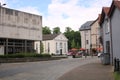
left=60, top=49, right=62, bottom=55
left=106, top=41, right=110, bottom=54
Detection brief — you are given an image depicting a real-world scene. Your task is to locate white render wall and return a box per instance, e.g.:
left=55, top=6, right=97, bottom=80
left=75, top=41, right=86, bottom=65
left=42, top=34, right=68, bottom=55
left=91, top=20, right=100, bottom=49
left=80, top=30, right=91, bottom=52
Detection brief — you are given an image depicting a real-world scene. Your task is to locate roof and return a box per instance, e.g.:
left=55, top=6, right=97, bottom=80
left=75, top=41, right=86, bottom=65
left=79, top=21, right=94, bottom=31
left=98, top=14, right=101, bottom=24
left=108, top=0, right=120, bottom=17
left=43, top=34, right=59, bottom=40
left=99, top=7, right=110, bottom=25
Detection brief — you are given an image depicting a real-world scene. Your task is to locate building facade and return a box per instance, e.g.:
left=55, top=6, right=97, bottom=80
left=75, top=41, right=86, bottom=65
left=42, top=34, right=68, bottom=55
left=99, top=7, right=112, bottom=63
left=0, top=7, right=42, bottom=54
left=79, top=21, right=94, bottom=54
left=91, top=19, right=101, bottom=50
left=108, top=1, right=120, bottom=62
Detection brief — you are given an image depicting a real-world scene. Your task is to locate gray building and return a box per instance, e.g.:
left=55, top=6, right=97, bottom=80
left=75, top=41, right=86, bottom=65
left=108, top=1, right=120, bottom=61
left=0, top=7, right=42, bottom=54
left=99, top=7, right=112, bottom=63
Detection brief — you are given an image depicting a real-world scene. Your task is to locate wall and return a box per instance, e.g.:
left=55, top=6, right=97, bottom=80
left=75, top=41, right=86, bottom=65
left=0, top=7, right=42, bottom=41
left=111, top=7, right=120, bottom=59
left=91, top=20, right=100, bottom=49
left=42, top=34, right=68, bottom=55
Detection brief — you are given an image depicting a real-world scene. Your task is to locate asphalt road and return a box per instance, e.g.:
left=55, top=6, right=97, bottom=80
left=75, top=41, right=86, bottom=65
left=0, top=56, right=99, bottom=80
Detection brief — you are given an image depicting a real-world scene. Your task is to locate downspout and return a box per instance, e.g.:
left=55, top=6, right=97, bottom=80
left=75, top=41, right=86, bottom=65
left=110, top=18, right=114, bottom=65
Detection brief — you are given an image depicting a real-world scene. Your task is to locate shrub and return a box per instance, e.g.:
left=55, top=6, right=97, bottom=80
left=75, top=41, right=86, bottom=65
left=0, top=53, right=51, bottom=58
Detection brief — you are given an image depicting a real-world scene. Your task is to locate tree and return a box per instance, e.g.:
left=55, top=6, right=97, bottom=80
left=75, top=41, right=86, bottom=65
left=53, top=27, right=61, bottom=34
left=76, top=42, right=80, bottom=49
left=65, top=27, right=72, bottom=32
left=64, top=27, right=81, bottom=50
left=71, top=39, right=76, bottom=48
left=40, top=41, right=44, bottom=53
left=42, top=26, right=51, bottom=34
left=74, top=31, right=81, bottom=48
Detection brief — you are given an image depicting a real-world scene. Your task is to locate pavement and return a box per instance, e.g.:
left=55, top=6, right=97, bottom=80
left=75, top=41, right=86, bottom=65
left=58, top=59, right=114, bottom=80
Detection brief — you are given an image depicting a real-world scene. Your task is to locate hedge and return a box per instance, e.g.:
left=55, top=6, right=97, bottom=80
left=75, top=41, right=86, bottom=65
left=0, top=53, right=51, bottom=58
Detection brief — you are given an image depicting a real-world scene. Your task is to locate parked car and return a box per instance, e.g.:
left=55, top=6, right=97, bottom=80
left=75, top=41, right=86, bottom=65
left=97, top=52, right=102, bottom=58
left=72, top=51, right=82, bottom=58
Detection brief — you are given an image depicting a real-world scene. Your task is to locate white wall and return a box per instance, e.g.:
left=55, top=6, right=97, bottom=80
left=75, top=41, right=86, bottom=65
left=34, top=41, right=40, bottom=54
left=42, top=34, right=68, bottom=55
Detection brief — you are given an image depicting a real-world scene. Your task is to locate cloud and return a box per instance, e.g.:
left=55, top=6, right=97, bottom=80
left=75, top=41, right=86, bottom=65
left=1, top=0, right=112, bottom=32
left=43, top=0, right=112, bottom=32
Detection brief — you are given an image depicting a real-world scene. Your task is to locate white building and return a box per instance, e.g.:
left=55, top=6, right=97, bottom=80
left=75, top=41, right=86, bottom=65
left=0, top=7, right=42, bottom=54
left=42, top=34, right=68, bottom=55
left=79, top=21, right=94, bottom=54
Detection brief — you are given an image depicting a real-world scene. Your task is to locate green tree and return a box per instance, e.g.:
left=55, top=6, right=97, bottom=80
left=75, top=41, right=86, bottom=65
left=74, top=31, right=81, bottom=48
left=40, top=41, right=44, bottom=53
left=64, top=27, right=74, bottom=49
left=65, top=27, right=72, bottom=32
left=53, top=27, right=61, bottom=34
left=71, top=39, right=76, bottom=48
left=64, top=27, right=81, bottom=50
left=76, top=42, right=80, bottom=49
left=42, top=26, right=51, bottom=34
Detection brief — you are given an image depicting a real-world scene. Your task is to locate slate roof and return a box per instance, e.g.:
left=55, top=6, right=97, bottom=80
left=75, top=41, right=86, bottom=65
left=79, top=21, right=94, bottom=31
left=43, top=34, right=59, bottom=41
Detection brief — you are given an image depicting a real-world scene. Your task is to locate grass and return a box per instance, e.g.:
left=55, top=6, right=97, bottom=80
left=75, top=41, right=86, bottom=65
left=114, top=72, right=120, bottom=80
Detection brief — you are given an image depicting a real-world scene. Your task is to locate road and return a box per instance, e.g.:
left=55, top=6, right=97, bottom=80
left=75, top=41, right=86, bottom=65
left=0, top=56, right=99, bottom=80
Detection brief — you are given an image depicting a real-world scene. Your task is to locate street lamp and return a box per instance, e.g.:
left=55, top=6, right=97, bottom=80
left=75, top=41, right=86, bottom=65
left=0, top=3, right=6, bottom=6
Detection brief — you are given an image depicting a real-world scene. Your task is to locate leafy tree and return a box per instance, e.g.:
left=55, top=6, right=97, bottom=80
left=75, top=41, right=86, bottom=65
left=64, top=27, right=81, bottom=50
left=76, top=42, right=80, bottom=49
left=42, top=26, right=51, bottom=34
left=74, top=31, right=81, bottom=48
left=40, top=42, right=44, bottom=53
left=53, top=27, right=61, bottom=34
left=65, top=27, right=72, bottom=32
left=71, top=39, right=76, bottom=48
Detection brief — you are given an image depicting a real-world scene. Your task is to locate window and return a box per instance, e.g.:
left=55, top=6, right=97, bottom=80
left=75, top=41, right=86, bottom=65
left=64, top=43, right=66, bottom=53
left=24, top=18, right=28, bottom=23
left=5, top=8, right=13, bottom=15
left=15, top=11, right=18, bottom=16
left=56, top=42, right=58, bottom=53
left=48, top=43, right=50, bottom=53
left=60, top=43, right=62, bottom=48
left=86, top=40, right=89, bottom=44
left=105, top=19, right=110, bottom=33
left=106, top=41, right=110, bottom=53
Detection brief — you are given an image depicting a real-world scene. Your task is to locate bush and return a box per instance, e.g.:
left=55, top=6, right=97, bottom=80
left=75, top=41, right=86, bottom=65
left=0, top=53, right=51, bottom=58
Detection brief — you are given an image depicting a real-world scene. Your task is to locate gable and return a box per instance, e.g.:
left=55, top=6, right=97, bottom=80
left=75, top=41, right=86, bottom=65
left=54, top=34, right=68, bottom=41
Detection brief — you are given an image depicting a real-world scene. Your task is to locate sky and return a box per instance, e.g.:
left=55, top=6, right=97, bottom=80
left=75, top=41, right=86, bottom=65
left=0, top=0, right=112, bottom=32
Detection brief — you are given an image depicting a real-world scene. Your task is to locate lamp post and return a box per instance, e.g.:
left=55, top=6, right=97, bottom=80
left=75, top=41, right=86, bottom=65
left=0, top=2, right=6, bottom=24
left=0, top=3, right=6, bottom=6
